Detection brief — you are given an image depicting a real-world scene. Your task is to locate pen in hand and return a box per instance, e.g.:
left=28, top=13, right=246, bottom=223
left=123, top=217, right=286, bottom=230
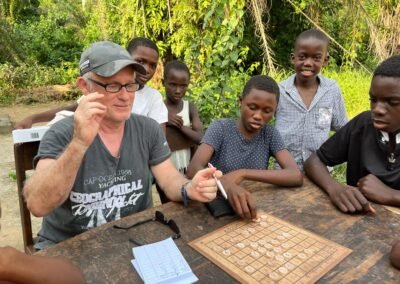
left=208, top=163, right=228, bottom=200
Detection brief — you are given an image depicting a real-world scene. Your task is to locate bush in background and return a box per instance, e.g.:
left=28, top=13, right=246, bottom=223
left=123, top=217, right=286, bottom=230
left=323, top=68, right=371, bottom=118
left=0, top=62, right=78, bottom=105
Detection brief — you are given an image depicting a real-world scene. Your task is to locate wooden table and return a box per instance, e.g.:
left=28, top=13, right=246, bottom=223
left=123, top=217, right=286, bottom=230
left=37, top=178, right=400, bottom=283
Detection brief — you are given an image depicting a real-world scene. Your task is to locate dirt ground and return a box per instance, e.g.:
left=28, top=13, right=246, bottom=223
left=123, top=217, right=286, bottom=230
left=0, top=102, right=161, bottom=251
left=0, top=102, right=67, bottom=251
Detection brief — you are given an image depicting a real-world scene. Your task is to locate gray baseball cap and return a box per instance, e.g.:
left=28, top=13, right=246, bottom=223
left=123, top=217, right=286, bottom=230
left=79, top=41, right=146, bottom=77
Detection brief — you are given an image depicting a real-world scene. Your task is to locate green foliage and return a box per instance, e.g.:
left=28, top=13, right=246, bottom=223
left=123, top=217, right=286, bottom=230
left=14, top=1, right=85, bottom=65
left=0, top=16, right=26, bottom=64
left=191, top=66, right=371, bottom=128
left=0, top=0, right=384, bottom=120
left=0, top=62, right=78, bottom=105
left=332, top=163, right=347, bottom=184
left=182, top=0, right=253, bottom=126
left=323, top=68, right=371, bottom=118
left=0, top=62, right=77, bottom=89
left=189, top=69, right=248, bottom=127
left=8, top=170, right=16, bottom=181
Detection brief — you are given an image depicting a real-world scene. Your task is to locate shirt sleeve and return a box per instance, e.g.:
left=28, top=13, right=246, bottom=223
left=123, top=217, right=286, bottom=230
left=331, top=84, right=348, bottom=131
left=202, top=120, right=224, bottom=152
left=34, top=117, right=74, bottom=167
left=317, top=114, right=360, bottom=166
left=148, top=119, right=171, bottom=165
left=147, top=90, right=168, bottom=124
left=269, top=126, right=286, bottom=156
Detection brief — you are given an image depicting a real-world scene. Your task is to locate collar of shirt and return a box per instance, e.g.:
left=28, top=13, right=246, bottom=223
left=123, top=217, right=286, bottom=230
left=280, top=74, right=327, bottom=111
left=380, top=131, right=400, bottom=144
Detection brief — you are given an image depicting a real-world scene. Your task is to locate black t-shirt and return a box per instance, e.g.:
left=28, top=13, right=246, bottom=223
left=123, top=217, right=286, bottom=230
left=317, top=111, right=400, bottom=189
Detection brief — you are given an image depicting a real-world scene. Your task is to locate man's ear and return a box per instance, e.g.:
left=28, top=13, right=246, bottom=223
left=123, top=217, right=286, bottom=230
left=76, top=77, right=89, bottom=95
left=238, top=96, right=243, bottom=107
left=161, top=78, right=165, bottom=86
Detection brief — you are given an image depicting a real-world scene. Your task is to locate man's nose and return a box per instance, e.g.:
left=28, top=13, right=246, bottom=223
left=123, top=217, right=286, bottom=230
left=119, top=86, right=134, bottom=99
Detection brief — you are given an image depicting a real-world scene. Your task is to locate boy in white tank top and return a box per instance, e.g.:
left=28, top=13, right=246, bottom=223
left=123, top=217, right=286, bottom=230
left=158, top=60, right=203, bottom=203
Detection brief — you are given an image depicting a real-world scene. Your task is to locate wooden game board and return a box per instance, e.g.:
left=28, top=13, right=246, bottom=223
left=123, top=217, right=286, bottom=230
left=189, top=212, right=352, bottom=283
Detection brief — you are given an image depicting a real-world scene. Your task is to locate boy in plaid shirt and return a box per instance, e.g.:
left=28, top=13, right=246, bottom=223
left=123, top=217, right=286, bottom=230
left=275, top=29, right=348, bottom=170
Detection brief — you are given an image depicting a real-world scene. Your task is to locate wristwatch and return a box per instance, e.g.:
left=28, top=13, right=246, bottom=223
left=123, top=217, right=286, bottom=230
left=181, top=181, right=191, bottom=207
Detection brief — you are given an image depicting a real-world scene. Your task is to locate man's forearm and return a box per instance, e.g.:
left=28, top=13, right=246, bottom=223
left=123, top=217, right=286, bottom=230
left=24, top=139, right=87, bottom=217
left=160, top=173, right=187, bottom=202
left=152, top=159, right=188, bottom=202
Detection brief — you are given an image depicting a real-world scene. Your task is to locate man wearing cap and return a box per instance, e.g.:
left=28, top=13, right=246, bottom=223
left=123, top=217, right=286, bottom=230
left=24, top=41, right=220, bottom=249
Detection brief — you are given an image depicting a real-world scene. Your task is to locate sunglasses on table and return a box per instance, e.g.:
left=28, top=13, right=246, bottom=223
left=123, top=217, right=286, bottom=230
left=113, top=211, right=181, bottom=246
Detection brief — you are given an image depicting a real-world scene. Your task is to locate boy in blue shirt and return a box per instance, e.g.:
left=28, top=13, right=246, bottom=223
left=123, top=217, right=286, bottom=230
left=275, top=29, right=348, bottom=170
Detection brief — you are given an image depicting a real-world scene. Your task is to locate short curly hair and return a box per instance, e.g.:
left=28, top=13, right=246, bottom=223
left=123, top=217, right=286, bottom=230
left=164, top=60, right=190, bottom=81
left=373, top=55, right=400, bottom=78
left=295, top=29, right=329, bottom=48
left=242, top=75, right=280, bottom=103
left=126, top=37, right=159, bottom=55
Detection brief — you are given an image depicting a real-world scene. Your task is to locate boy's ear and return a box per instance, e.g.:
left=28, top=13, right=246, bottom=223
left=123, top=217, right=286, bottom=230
left=323, top=53, right=330, bottom=66
left=238, top=96, right=243, bottom=106
left=161, top=78, right=165, bottom=86
left=290, top=53, right=295, bottom=63
left=76, top=77, right=90, bottom=95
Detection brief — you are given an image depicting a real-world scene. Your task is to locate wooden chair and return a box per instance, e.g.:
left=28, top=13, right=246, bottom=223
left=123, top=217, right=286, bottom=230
left=13, top=141, right=40, bottom=254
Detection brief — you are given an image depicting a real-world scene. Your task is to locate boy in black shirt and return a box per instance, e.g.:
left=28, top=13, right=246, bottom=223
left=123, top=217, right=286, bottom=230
left=304, top=55, right=400, bottom=213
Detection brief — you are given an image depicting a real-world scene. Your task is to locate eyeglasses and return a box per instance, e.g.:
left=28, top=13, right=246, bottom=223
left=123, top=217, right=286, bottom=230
left=87, top=78, right=140, bottom=93
left=113, top=211, right=181, bottom=246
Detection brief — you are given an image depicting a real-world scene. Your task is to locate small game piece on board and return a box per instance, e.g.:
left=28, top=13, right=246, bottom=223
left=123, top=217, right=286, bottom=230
left=304, top=248, right=314, bottom=255
left=278, top=266, right=289, bottom=275
left=298, top=253, right=307, bottom=259
left=285, top=262, right=295, bottom=270
left=266, top=251, right=275, bottom=258
left=245, top=266, right=255, bottom=274
left=264, top=243, right=273, bottom=250
left=247, top=228, right=256, bottom=233
left=283, top=252, right=292, bottom=259
left=257, top=247, right=266, bottom=254
left=269, top=272, right=281, bottom=281
left=258, top=239, right=267, bottom=245
left=250, top=242, right=258, bottom=249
